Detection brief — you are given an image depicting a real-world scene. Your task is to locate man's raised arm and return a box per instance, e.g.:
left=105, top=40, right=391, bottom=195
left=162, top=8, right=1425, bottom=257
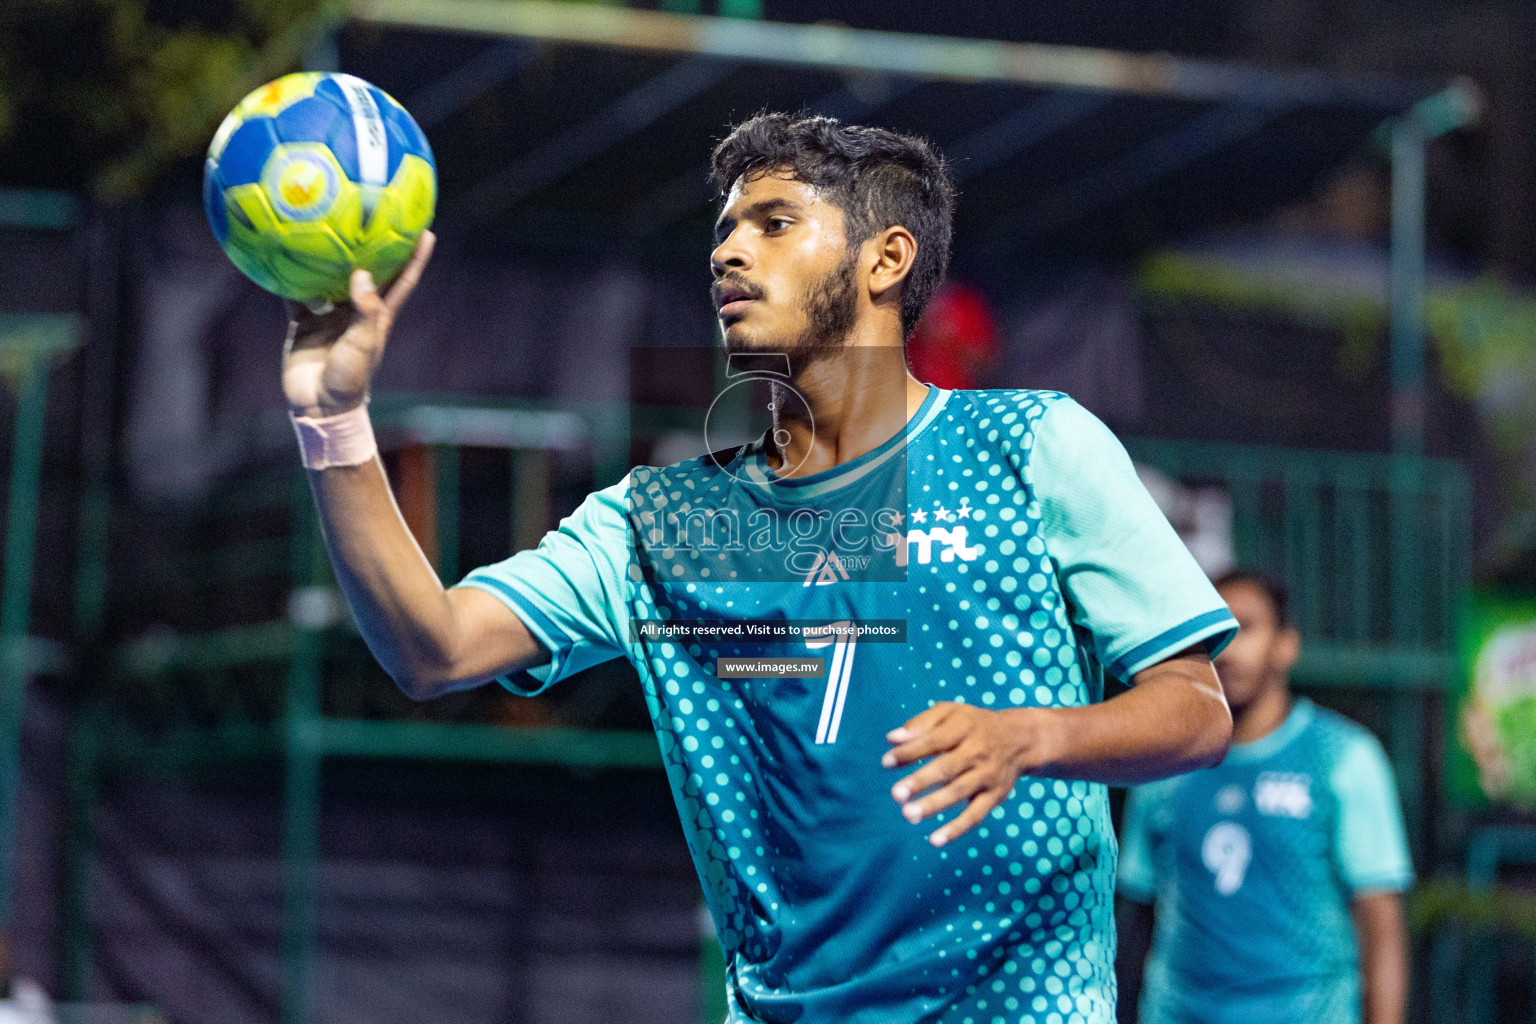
left=282, top=232, right=546, bottom=698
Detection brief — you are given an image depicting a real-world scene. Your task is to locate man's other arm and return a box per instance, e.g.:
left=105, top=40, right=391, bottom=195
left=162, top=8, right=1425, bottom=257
left=1353, top=891, right=1408, bottom=1024
left=1333, top=730, right=1413, bottom=1024
left=885, top=649, right=1229, bottom=845
left=1030, top=647, right=1232, bottom=782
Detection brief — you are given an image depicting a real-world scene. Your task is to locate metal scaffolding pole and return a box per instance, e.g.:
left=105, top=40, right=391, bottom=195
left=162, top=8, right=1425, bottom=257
left=1390, top=117, right=1427, bottom=457
left=0, top=355, right=50, bottom=925
left=0, top=313, right=80, bottom=924
left=351, top=0, right=1416, bottom=111
left=1385, top=113, right=1430, bottom=863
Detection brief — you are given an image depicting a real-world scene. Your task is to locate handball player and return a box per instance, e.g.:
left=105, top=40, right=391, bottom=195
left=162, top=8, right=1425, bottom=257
left=282, top=113, right=1238, bottom=1024
left=1116, top=570, right=1412, bottom=1024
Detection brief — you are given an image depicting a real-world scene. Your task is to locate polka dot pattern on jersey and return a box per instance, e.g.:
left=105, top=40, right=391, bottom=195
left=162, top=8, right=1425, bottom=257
left=619, top=390, right=1115, bottom=1023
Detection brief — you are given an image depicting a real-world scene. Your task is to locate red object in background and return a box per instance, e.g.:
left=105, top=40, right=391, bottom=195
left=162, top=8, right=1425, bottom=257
left=907, top=283, right=1000, bottom=390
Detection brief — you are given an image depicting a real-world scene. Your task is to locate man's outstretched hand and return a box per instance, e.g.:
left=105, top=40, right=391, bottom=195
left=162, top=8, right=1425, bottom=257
left=883, top=702, right=1062, bottom=847
left=283, top=230, right=435, bottom=418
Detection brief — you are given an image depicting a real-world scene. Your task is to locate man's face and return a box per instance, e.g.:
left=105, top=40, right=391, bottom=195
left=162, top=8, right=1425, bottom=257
left=1213, top=580, right=1299, bottom=713
left=710, top=171, right=861, bottom=355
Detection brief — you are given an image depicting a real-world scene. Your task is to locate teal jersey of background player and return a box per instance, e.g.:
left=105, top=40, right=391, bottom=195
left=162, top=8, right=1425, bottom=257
left=458, top=387, right=1236, bottom=1024
left=1118, top=698, right=1415, bottom=1024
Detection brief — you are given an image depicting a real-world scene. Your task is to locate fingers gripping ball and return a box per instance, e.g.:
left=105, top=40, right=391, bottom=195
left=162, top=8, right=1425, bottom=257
left=203, top=73, right=436, bottom=305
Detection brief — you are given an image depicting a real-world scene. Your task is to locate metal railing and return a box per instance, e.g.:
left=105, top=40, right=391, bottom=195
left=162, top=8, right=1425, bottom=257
left=1128, top=436, right=1470, bottom=685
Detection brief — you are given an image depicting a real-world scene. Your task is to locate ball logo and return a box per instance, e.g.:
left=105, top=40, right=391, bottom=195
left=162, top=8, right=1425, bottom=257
left=264, top=148, right=339, bottom=222
left=280, top=164, right=326, bottom=208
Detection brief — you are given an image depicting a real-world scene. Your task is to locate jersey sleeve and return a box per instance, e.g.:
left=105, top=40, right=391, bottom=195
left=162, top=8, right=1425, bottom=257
left=454, top=475, right=632, bottom=695
left=1330, top=731, right=1415, bottom=894
left=1026, top=397, right=1237, bottom=682
left=1116, top=782, right=1163, bottom=903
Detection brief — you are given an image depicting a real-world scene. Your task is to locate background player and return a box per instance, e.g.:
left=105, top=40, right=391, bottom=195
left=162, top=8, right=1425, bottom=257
left=1116, top=570, right=1412, bottom=1024
left=283, top=113, right=1238, bottom=1022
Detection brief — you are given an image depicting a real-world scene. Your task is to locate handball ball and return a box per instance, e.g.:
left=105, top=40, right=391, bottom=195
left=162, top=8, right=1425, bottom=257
left=203, top=72, right=436, bottom=305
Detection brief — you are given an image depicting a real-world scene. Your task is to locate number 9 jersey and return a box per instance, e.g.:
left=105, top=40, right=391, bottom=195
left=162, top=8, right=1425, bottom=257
left=1118, top=699, right=1414, bottom=1024
left=458, top=388, right=1236, bottom=1024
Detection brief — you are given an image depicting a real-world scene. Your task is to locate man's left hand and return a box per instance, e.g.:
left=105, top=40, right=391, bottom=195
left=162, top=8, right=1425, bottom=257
left=882, top=702, right=1062, bottom=846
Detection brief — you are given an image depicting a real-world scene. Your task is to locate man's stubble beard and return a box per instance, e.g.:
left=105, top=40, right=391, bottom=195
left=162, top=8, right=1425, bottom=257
left=724, top=247, right=860, bottom=373
left=794, top=246, right=860, bottom=361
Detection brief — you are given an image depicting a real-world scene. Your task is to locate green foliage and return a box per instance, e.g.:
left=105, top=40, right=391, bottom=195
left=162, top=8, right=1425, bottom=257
left=1138, top=250, right=1389, bottom=376
left=1409, top=878, right=1536, bottom=938
left=0, top=0, right=336, bottom=196
left=1138, top=249, right=1536, bottom=561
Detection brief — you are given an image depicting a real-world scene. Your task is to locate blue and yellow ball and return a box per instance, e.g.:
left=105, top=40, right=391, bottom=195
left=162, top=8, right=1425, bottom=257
left=203, top=72, right=436, bottom=305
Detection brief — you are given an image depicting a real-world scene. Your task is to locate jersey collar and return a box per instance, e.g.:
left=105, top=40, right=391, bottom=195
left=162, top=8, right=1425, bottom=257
left=738, top=386, right=950, bottom=501
left=1222, top=697, right=1315, bottom=765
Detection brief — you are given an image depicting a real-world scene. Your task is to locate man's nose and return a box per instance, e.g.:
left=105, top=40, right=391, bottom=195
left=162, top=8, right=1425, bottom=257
left=711, top=233, right=752, bottom=277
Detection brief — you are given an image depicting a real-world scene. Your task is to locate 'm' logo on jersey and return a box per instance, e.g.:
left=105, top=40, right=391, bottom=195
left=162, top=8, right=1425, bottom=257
left=1255, top=772, right=1313, bottom=819
left=803, top=549, right=853, bottom=587
left=891, top=526, right=982, bottom=567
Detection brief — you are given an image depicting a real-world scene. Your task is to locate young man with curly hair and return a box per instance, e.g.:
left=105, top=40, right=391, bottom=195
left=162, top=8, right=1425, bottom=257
left=282, top=113, right=1237, bottom=1024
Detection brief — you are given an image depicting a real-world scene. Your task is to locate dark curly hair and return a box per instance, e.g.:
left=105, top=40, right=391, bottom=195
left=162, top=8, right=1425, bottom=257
left=709, top=112, right=956, bottom=339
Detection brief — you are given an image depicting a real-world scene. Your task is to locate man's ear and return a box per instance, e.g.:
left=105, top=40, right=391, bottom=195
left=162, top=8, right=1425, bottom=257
left=1273, top=626, right=1302, bottom=674
left=866, top=226, right=917, bottom=302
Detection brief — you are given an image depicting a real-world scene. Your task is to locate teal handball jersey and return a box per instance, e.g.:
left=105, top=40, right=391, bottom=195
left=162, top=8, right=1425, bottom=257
left=1118, top=699, right=1414, bottom=1024
left=459, top=388, right=1236, bottom=1024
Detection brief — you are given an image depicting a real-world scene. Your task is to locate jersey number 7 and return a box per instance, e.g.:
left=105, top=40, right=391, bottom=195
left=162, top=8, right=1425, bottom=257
left=805, top=621, right=857, bottom=745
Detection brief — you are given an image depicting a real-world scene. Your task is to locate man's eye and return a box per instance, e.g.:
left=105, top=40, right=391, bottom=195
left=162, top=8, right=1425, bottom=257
left=766, top=218, right=791, bottom=232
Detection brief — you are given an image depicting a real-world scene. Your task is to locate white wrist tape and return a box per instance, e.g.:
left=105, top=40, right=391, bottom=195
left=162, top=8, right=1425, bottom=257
left=291, top=402, right=377, bottom=470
